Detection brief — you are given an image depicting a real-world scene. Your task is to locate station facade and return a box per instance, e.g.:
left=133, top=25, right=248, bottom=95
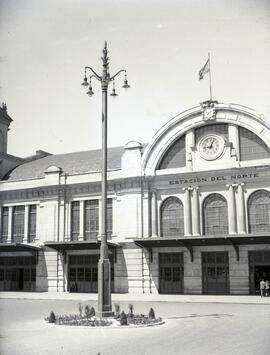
left=0, top=101, right=270, bottom=295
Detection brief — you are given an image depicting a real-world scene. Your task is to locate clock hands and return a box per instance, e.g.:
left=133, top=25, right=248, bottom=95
left=205, top=138, right=214, bottom=149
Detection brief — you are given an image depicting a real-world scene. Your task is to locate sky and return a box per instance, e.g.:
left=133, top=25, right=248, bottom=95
left=0, top=0, right=270, bottom=158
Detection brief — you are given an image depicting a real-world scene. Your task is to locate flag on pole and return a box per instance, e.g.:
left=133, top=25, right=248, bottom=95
left=199, top=58, right=210, bottom=80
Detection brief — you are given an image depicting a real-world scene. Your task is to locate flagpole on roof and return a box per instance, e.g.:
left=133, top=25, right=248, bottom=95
left=208, top=52, right=213, bottom=101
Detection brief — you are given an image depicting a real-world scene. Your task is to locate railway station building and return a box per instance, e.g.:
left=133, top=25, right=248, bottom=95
left=0, top=100, right=270, bottom=295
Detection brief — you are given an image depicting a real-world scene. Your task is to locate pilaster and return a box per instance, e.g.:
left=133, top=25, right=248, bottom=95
left=191, top=186, right=200, bottom=236
left=226, top=184, right=237, bottom=234
left=238, top=183, right=247, bottom=234
left=183, top=187, right=192, bottom=236
left=23, top=205, right=30, bottom=243
left=78, top=200, right=85, bottom=241
left=7, top=206, right=12, bottom=243
left=151, top=190, right=158, bottom=237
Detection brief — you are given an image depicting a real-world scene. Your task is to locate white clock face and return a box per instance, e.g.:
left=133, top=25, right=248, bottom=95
left=198, top=134, right=225, bottom=160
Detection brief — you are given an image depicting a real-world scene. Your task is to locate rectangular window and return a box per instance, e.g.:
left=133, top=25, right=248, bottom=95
left=85, top=200, right=99, bottom=240
left=83, top=199, right=113, bottom=240
left=1, top=207, right=9, bottom=243
left=12, top=206, right=25, bottom=243
left=71, top=201, right=80, bottom=241
left=28, top=205, right=37, bottom=242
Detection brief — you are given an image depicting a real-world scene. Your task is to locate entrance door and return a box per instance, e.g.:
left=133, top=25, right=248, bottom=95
left=68, top=254, right=114, bottom=293
left=202, top=252, right=229, bottom=295
left=159, top=253, right=183, bottom=294
left=249, top=251, right=270, bottom=294
left=0, top=256, right=36, bottom=291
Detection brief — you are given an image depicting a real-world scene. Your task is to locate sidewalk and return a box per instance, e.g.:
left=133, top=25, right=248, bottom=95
left=1, top=291, right=269, bottom=304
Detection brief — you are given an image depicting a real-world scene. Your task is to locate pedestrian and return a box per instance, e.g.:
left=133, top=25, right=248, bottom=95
left=259, top=279, right=265, bottom=297
left=265, top=280, right=269, bottom=297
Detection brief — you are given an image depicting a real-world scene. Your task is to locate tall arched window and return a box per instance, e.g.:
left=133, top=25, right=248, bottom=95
left=203, top=194, right=228, bottom=235
left=248, top=190, right=270, bottom=233
left=161, top=197, right=184, bottom=237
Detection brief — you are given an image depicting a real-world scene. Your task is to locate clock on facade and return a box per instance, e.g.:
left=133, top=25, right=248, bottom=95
left=198, top=134, right=225, bottom=160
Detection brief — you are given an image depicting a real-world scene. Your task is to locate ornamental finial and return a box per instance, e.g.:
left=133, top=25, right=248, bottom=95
left=1, top=102, right=7, bottom=112
left=101, top=41, right=109, bottom=69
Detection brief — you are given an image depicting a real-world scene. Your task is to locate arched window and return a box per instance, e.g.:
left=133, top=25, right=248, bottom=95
left=158, top=135, right=186, bottom=170
left=239, top=127, right=270, bottom=161
left=203, top=194, right=228, bottom=235
left=161, top=197, right=184, bottom=237
left=248, top=190, right=270, bottom=233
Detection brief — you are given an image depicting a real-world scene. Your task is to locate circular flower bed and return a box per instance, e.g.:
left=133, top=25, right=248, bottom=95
left=44, top=303, right=164, bottom=327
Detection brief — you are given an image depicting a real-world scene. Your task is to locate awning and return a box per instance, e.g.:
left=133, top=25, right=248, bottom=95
left=44, top=240, right=120, bottom=251
left=0, top=243, right=41, bottom=263
left=44, top=240, right=120, bottom=264
left=0, top=243, right=41, bottom=252
left=134, top=235, right=270, bottom=262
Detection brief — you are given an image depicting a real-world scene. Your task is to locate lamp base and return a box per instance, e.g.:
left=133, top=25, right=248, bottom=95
left=97, top=257, right=113, bottom=317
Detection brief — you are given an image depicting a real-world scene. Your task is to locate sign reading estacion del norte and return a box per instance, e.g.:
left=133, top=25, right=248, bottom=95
left=169, top=172, right=261, bottom=185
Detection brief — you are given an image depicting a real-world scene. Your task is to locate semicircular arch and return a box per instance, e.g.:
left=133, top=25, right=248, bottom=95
left=142, top=103, right=270, bottom=176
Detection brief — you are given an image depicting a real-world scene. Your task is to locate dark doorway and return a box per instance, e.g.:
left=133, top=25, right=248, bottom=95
left=202, top=252, right=229, bottom=295
left=249, top=251, right=270, bottom=294
left=0, top=256, right=36, bottom=291
left=68, top=254, right=114, bottom=293
left=254, top=266, right=270, bottom=293
left=19, top=268, right=24, bottom=290
left=159, top=253, right=184, bottom=294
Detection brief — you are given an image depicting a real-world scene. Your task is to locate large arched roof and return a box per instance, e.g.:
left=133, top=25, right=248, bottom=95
left=141, top=102, right=270, bottom=175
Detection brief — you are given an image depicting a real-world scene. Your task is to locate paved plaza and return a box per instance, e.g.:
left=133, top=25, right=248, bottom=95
left=0, top=295, right=269, bottom=355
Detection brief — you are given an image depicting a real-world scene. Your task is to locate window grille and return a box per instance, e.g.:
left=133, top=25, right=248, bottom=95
left=158, top=135, right=186, bottom=170
left=1, top=207, right=9, bottom=243
left=203, top=194, right=228, bottom=235
left=28, top=205, right=37, bottom=242
left=239, top=127, right=270, bottom=161
left=71, top=201, right=80, bottom=241
left=161, top=197, right=184, bottom=237
left=195, top=124, right=228, bottom=144
left=0, top=256, right=36, bottom=266
left=249, top=250, right=270, bottom=263
left=12, top=206, right=25, bottom=243
left=248, top=190, right=270, bottom=233
left=85, top=200, right=99, bottom=240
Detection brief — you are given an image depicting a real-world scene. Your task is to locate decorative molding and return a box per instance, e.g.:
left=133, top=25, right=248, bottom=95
left=0, top=177, right=145, bottom=202
left=200, top=100, right=218, bottom=121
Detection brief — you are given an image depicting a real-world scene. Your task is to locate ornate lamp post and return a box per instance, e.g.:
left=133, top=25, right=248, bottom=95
left=81, top=42, right=130, bottom=317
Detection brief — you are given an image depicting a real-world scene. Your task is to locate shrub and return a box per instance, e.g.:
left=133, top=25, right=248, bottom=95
left=78, top=303, right=83, bottom=317
left=84, top=305, right=91, bottom=318
left=128, top=304, right=134, bottom=317
left=48, top=311, right=56, bottom=323
left=114, top=303, right=120, bottom=317
left=89, top=306, right=95, bottom=318
left=120, top=311, right=127, bottom=325
left=148, top=308, right=155, bottom=319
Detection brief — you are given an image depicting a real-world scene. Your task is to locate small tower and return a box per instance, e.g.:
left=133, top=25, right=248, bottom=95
left=0, top=102, right=12, bottom=154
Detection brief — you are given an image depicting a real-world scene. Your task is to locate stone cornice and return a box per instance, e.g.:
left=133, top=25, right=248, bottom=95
left=0, top=176, right=147, bottom=202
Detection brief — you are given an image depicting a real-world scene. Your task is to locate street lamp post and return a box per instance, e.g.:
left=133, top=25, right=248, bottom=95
left=81, top=42, right=130, bottom=317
